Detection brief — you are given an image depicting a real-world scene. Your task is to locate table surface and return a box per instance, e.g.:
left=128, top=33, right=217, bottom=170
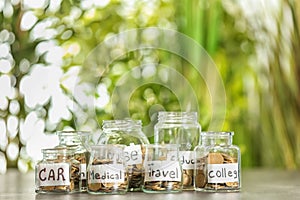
left=0, top=169, right=299, bottom=200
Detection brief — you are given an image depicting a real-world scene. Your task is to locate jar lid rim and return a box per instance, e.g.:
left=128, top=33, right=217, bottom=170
left=56, top=130, right=90, bottom=135
left=201, top=131, right=234, bottom=136
left=89, top=144, right=126, bottom=149
left=41, top=148, right=75, bottom=154
left=144, top=144, right=180, bottom=148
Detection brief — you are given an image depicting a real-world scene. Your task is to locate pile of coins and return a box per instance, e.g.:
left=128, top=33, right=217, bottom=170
left=182, top=169, right=193, bottom=188
left=195, top=152, right=239, bottom=190
left=143, top=181, right=181, bottom=191
left=35, top=148, right=81, bottom=194
left=87, top=158, right=128, bottom=193
left=127, top=164, right=144, bottom=189
left=73, top=152, right=87, bottom=190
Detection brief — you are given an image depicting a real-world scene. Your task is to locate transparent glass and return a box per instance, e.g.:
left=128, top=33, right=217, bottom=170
left=56, top=131, right=90, bottom=192
left=154, top=111, right=201, bottom=190
left=99, top=119, right=149, bottom=191
left=35, top=148, right=80, bottom=194
left=142, top=144, right=182, bottom=193
left=194, top=131, right=241, bottom=192
left=87, top=144, right=128, bottom=194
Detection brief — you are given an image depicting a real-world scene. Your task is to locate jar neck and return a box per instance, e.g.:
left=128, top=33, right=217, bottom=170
left=57, top=131, right=83, bottom=146
left=200, top=131, right=234, bottom=146
left=157, top=111, right=198, bottom=124
left=102, top=119, right=142, bottom=131
left=42, top=148, right=73, bottom=160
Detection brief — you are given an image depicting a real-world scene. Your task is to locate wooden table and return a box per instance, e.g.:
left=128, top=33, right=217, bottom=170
left=0, top=169, right=299, bottom=200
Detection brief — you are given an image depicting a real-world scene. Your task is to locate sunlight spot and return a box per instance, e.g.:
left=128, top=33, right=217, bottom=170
left=0, top=152, right=6, bottom=174
left=7, top=115, right=18, bottom=139
left=21, top=11, right=38, bottom=31
left=0, top=59, right=12, bottom=73
left=0, top=43, right=10, bottom=58
left=7, top=142, right=19, bottom=161
left=0, top=119, right=8, bottom=151
left=142, top=63, right=156, bottom=78
left=17, top=158, right=29, bottom=173
left=22, top=0, right=48, bottom=9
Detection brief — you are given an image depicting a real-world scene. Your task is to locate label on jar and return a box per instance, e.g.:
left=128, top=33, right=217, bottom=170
left=89, top=164, right=125, bottom=183
left=37, top=163, right=70, bottom=186
left=179, top=151, right=195, bottom=169
left=124, top=143, right=142, bottom=165
left=80, top=163, right=86, bottom=180
left=144, top=161, right=181, bottom=182
left=207, top=163, right=239, bottom=183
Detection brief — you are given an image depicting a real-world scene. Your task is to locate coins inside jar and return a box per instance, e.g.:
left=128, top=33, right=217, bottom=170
left=195, top=152, right=239, bottom=190
left=87, top=158, right=128, bottom=194
left=35, top=148, right=80, bottom=194
left=182, top=169, right=193, bottom=186
left=142, top=144, right=182, bottom=193
left=143, top=181, right=181, bottom=192
left=127, top=164, right=144, bottom=190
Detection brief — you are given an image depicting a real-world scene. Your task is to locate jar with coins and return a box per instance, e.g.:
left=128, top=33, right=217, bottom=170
left=56, top=131, right=89, bottom=192
left=154, top=111, right=201, bottom=190
left=35, top=148, right=80, bottom=194
left=98, top=119, right=149, bottom=191
left=194, top=131, right=241, bottom=192
left=87, top=144, right=128, bottom=194
left=142, top=144, right=182, bottom=193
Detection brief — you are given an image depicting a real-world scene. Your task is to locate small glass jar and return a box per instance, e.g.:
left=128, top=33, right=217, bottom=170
left=142, top=144, right=182, bottom=193
left=99, top=119, right=149, bottom=191
left=194, top=131, right=241, bottom=192
left=56, top=131, right=89, bottom=192
left=35, top=148, right=80, bottom=194
left=87, top=144, right=128, bottom=194
left=154, top=111, right=201, bottom=190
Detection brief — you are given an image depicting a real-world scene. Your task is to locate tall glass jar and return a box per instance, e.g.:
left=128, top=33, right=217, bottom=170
left=99, top=119, right=149, bottom=191
left=154, top=111, right=201, bottom=190
left=35, top=148, right=80, bottom=194
left=56, top=131, right=89, bottom=192
left=194, top=131, right=241, bottom=192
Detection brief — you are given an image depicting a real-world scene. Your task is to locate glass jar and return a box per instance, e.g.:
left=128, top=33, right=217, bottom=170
left=99, top=119, right=149, bottom=191
left=154, top=111, right=201, bottom=190
left=35, top=148, right=80, bottom=194
left=56, top=131, right=89, bottom=192
left=194, top=131, right=241, bottom=192
left=142, top=144, right=182, bottom=193
left=87, top=144, right=128, bottom=194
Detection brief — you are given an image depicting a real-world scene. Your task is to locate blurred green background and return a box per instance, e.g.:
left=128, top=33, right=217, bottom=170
left=0, top=0, right=299, bottom=173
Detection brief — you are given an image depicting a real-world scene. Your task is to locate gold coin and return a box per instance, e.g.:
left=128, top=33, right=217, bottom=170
left=88, top=183, right=101, bottom=191
left=208, top=153, right=224, bottom=164
left=185, top=169, right=194, bottom=176
left=226, top=182, right=239, bottom=187
left=41, top=186, right=55, bottom=191
left=103, top=182, right=114, bottom=188
left=195, top=173, right=206, bottom=188
left=182, top=173, right=192, bottom=186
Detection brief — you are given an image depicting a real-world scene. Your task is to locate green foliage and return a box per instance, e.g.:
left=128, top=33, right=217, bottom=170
left=0, top=0, right=300, bottom=172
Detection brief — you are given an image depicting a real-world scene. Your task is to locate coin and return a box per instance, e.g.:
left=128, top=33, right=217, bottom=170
left=208, top=153, right=224, bottom=164
left=182, top=173, right=192, bottom=186
left=88, top=183, right=101, bottom=191
left=195, top=172, right=206, bottom=188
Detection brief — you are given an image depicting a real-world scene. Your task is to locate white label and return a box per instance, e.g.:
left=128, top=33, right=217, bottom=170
left=124, top=144, right=143, bottom=165
left=179, top=151, right=195, bottom=170
left=37, top=163, right=70, bottom=186
left=144, top=161, right=182, bottom=182
left=207, top=163, right=239, bottom=183
left=80, top=163, right=86, bottom=180
left=88, top=164, right=125, bottom=184
left=166, top=151, right=178, bottom=161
